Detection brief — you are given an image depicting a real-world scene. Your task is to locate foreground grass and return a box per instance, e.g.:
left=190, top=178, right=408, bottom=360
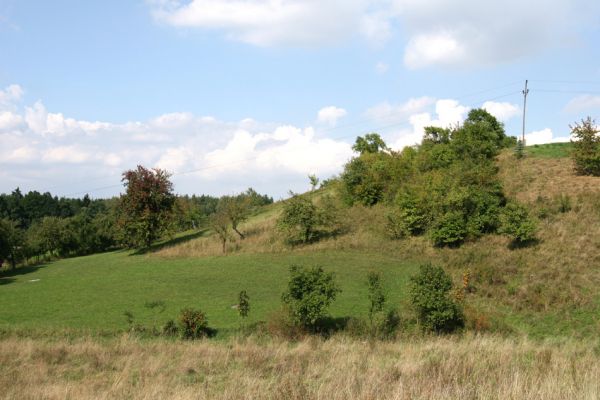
left=1, top=334, right=599, bottom=399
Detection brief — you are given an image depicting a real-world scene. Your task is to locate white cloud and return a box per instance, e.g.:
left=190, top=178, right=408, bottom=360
left=151, top=0, right=379, bottom=47
left=0, top=111, right=24, bottom=132
left=366, top=97, right=435, bottom=124
left=564, top=95, right=600, bottom=114
left=482, top=101, right=520, bottom=122
left=317, top=106, right=347, bottom=126
left=525, top=128, right=571, bottom=145
left=42, top=145, right=92, bottom=164
left=148, top=0, right=599, bottom=68
left=0, top=84, right=24, bottom=110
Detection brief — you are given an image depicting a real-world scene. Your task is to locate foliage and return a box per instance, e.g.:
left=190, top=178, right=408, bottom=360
left=162, top=319, right=178, bottom=337
left=430, top=211, right=468, bottom=247
left=409, top=264, right=464, bottom=333
left=282, top=265, right=341, bottom=330
left=178, top=308, right=211, bottom=339
left=308, top=174, right=319, bottom=191
left=118, top=165, right=176, bottom=248
left=209, top=211, right=231, bottom=253
left=277, top=195, right=320, bottom=244
left=352, top=133, right=389, bottom=154
left=217, top=195, right=251, bottom=239
left=570, top=117, right=600, bottom=176
left=386, top=191, right=428, bottom=238
left=238, top=290, right=250, bottom=319
left=340, top=154, right=387, bottom=206
left=498, top=202, right=538, bottom=244
left=0, top=218, right=24, bottom=269
left=514, top=139, right=525, bottom=159
left=366, top=271, right=385, bottom=323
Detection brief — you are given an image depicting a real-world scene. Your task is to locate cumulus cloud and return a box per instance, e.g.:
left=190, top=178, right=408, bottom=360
left=482, top=101, right=520, bottom=122
left=148, top=0, right=599, bottom=68
left=317, top=106, right=347, bottom=126
left=366, top=97, right=435, bottom=124
left=150, top=0, right=384, bottom=47
left=525, top=128, right=571, bottom=145
left=0, top=84, right=23, bottom=110
left=564, top=95, right=600, bottom=114
left=0, top=84, right=354, bottom=197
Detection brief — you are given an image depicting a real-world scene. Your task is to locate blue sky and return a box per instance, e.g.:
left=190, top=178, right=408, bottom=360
left=1, top=0, right=600, bottom=198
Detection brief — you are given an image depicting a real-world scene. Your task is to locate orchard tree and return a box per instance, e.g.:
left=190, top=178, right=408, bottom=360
left=209, top=210, right=230, bottom=253
left=218, top=195, right=251, bottom=239
left=118, top=165, right=175, bottom=248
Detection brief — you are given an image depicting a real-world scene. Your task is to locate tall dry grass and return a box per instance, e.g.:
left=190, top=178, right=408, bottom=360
left=1, top=334, right=599, bottom=399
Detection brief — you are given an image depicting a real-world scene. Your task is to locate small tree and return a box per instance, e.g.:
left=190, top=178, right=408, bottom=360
left=209, top=210, right=230, bottom=253
left=571, top=117, right=600, bottom=176
left=410, top=264, right=464, bottom=333
left=178, top=308, right=210, bottom=339
left=0, top=218, right=24, bottom=269
left=282, top=265, right=340, bottom=330
left=118, top=166, right=175, bottom=248
left=367, top=271, right=385, bottom=324
left=277, top=195, right=319, bottom=244
left=308, top=174, right=320, bottom=191
left=218, top=195, right=251, bottom=239
left=514, top=139, right=525, bottom=159
left=238, top=290, right=250, bottom=319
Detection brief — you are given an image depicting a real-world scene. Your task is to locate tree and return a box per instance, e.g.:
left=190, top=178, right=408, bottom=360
left=277, top=194, right=319, bottom=244
left=218, top=195, right=251, bottom=239
left=571, top=117, right=600, bottom=176
left=209, top=210, right=231, bottom=253
left=282, top=265, right=340, bottom=330
left=0, top=218, right=24, bottom=269
left=118, top=166, right=175, bottom=248
left=308, top=174, right=320, bottom=191
left=498, top=202, right=537, bottom=245
left=410, top=264, right=464, bottom=333
left=352, top=133, right=389, bottom=154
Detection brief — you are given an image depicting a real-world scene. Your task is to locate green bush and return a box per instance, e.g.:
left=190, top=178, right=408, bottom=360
left=498, top=202, right=537, bottom=244
left=570, top=117, right=600, bottom=176
left=409, top=264, right=464, bottom=333
left=386, top=192, right=428, bottom=239
left=277, top=195, right=319, bottom=244
left=162, top=319, right=178, bottom=337
left=430, top=211, right=467, bottom=247
left=282, top=265, right=341, bottom=330
left=178, top=308, right=211, bottom=339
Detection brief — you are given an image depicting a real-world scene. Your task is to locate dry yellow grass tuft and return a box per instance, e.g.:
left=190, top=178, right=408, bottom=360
left=1, top=334, right=599, bottom=399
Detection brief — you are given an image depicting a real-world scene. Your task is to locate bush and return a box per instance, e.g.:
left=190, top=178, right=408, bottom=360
left=162, top=319, right=178, bottom=337
left=282, top=265, right=341, bottom=331
left=570, top=117, right=600, bottom=176
left=367, top=271, right=385, bottom=322
left=498, top=202, right=537, bottom=244
left=430, top=211, right=467, bottom=247
left=277, top=195, right=319, bottom=244
left=409, top=264, right=464, bottom=333
left=178, top=308, right=211, bottom=339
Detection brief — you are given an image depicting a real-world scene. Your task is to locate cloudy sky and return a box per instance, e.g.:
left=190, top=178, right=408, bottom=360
left=1, top=0, right=600, bottom=198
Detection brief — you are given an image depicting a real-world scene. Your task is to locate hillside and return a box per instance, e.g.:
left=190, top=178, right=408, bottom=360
left=1, top=143, right=599, bottom=338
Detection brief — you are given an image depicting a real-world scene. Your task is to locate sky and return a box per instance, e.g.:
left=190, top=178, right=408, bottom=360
left=1, top=0, right=600, bottom=199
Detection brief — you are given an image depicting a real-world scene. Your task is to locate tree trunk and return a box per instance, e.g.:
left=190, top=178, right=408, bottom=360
left=233, top=227, right=245, bottom=240
left=222, top=238, right=226, bottom=254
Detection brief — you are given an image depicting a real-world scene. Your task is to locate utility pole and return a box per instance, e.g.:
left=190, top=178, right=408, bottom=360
left=521, top=80, right=529, bottom=144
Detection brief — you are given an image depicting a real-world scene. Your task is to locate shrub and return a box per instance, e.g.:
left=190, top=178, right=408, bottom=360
left=367, top=271, right=385, bottom=323
left=178, top=308, right=211, bottom=339
left=282, top=265, right=341, bottom=330
left=498, top=202, right=537, bottom=244
left=277, top=195, right=319, bottom=244
left=238, top=290, right=250, bottom=319
left=409, top=264, right=464, bottom=333
left=430, top=211, right=467, bottom=247
left=570, top=117, right=600, bottom=176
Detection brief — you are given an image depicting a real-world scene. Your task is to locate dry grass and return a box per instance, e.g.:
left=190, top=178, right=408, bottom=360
left=1, top=334, right=599, bottom=400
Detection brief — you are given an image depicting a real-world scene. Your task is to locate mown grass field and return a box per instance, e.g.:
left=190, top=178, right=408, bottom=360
left=0, top=248, right=418, bottom=334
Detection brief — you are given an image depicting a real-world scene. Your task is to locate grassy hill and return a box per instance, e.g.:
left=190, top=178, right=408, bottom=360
left=1, top=143, right=599, bottom=339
